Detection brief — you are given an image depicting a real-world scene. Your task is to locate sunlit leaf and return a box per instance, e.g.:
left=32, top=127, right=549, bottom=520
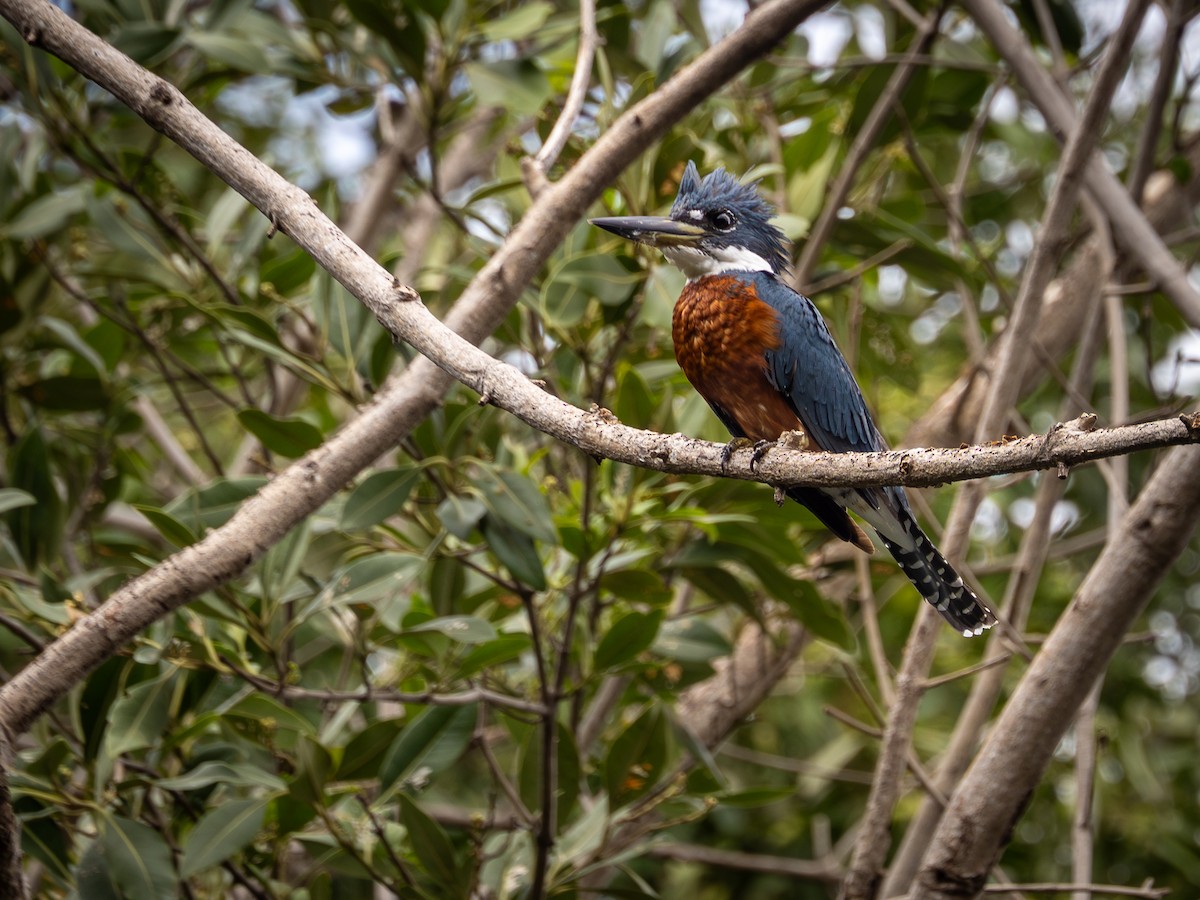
left=4, top=187, right=86, bottom=239
left=481, top=1, right=553, bottom=41
left=179, top=797, right=270, bottom=878
left=237, top=409, right=324, bottom=457
left=156, top=761, right=286, bottom=793
left=0, top=488, right=36, bottom=516
left=103, top=670, right=176, bottom=758
left=594, top=609, right=663, bottom=672
left=398, top=794, right=462, bottom=892
left=379, top=703, right=476, bottom=793
left=99, top=815, right=176, bottom=900
left=404, top=614, right=496, bottom=644
left=340, top=467, right=420, bottom=530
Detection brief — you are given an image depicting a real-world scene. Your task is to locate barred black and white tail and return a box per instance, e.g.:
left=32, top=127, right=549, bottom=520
left=876, top=506, right=996, bottom=637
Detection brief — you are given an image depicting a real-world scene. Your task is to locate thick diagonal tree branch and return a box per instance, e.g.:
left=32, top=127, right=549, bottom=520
left=0, top=0, right=1196, bottom=747
left=0, top=0, right=830, bottom=736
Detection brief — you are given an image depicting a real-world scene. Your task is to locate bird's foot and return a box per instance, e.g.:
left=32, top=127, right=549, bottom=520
left=749, top=439, right=773, bottom=472
left=748, top=430, right=808, bottom=472
left=719, top=437, right=754, bottom=471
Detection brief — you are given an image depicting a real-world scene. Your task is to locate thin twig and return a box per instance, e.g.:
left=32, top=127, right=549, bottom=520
left=218, top=658, right=548, bottom=715
left=647, top=841, right=842, bottom=882
left=793, top=6, right=943, bottom=288
left=983, top=883, right=1168, bottom=898
left=474, top=708, right=537, bottom=827
left=533, top=0, right=597, bottom=174
left=1071, top=680, right=1103, bottom=900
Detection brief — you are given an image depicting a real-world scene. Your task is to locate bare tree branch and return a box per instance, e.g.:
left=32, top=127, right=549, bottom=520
left=842, top=6, right=1151, bottom=892
left=647, top=841, right=843, bottom=883
left=0, top=0, right=830, bottom=736
left=883, top=243, right=1115, bottom=897
left=912, top=443, right=1200, bottom=896
left=531, top=0, right=597, bottom=176
left=792, top=7, right=941, bottom=288
left=960, top=0, right=1200, bottom=329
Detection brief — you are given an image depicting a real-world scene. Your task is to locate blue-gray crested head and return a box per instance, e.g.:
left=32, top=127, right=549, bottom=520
left=667, top=161, right=790, bottom=276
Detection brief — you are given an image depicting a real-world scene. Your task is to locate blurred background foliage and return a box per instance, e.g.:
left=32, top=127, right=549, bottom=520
left=1, top=0, right=1199, bottom=896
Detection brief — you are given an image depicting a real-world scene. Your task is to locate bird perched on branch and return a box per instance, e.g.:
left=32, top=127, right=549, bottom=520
left=591, top=162, right=996, bottom=636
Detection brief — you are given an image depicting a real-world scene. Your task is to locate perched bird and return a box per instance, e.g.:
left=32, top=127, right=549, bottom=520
left=591, top=162, right=995, bottom=636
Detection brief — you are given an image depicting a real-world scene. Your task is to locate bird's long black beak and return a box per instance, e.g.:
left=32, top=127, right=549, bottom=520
left=589, top=215, right=706, bottom=247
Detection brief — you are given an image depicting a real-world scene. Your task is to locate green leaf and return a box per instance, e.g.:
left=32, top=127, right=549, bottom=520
left=325, top=552, right=423, bottom=607
left=0, top=489, right=36, bottom=515
left=5, top=427, right=64, bottom=568
left=653, top=618, right=732, bottom=664
left=340, top=468, right=420, bottom=530
left=165, top=477, right=267, bottom=533
left=519, top=721, right=580, bottom=827
left=541, top=252, right=639, bottom=327
left=464, top=60, right=552, bottom=117
left=41, top=316, right=108, bottom=377
left=179, top=797, right=270, bottom=878
left=436, top=495, right=487, bottom=539
left=110, top=22, right=181, bottom=64
left=337, top=719, right=403, bottom=781
left=717, top=786, right=795, bottom=808
left=17, top=375, right=108, bottom=411
left=290, top=733, right=334, bottom=805
left=379, top=704, right=476, bottom=793
left=156, top=761, right=286, bottom=793
left=99, top=815, right=176, bottom=900
left=225, top=694, right=317, bottom=737
left=613, top=366, right=655, bottom=428
left=551, top=794, right=609, bottom=869
left=74, top=839, right=120, bottom=900
left=476, top=468, right=557, bottom=544
left=481, top=1, right=552, bottom=40
left=404, top=615, right=496, bottom=644
left=780, top=579, right=854, bottom=652
left=344, top=0, right=426, bottom=74
left=4, top=187, right=86, bottom=239
left=185, top=30, right=267, bottom=70
left=398, top=794, right=461, bottom=892
left=675, top=564, right=755, bottom=618
left=481, top=518, right=546, bottom=591
left=236, top=409, right=324, bottom=458
left=458, top=634, right=532, bottom=678
left=599, top=568, right=671, bottom=606
left=594, top=609, right=664, bottom=672
left=132, top=504, right=198, bottom=548
left=260, top=518, right=311, bottom=603
left=104, top=670, right=176, bottom=758
left=605, top=705, right=668, bottom=803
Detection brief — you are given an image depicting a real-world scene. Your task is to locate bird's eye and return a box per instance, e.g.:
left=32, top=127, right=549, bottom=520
left=711, top=209, right=736, bottom=230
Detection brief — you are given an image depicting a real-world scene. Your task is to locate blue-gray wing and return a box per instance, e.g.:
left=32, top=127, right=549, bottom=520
left=749, top=272, right=886, bottom=458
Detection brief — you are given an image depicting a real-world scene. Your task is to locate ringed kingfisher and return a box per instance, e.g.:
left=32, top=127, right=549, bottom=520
left=591, top=162, right=996, bottom=636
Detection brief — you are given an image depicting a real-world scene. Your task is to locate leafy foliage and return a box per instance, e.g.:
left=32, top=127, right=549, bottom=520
left=0, top=0, right=1198, bottom=897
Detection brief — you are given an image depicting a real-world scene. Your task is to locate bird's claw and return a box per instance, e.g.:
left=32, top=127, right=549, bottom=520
left=749, top=439, right=774, bottom=472
left=719, top=437, right=754, bottom=471
left=750, top=429, right=809, bottom=471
